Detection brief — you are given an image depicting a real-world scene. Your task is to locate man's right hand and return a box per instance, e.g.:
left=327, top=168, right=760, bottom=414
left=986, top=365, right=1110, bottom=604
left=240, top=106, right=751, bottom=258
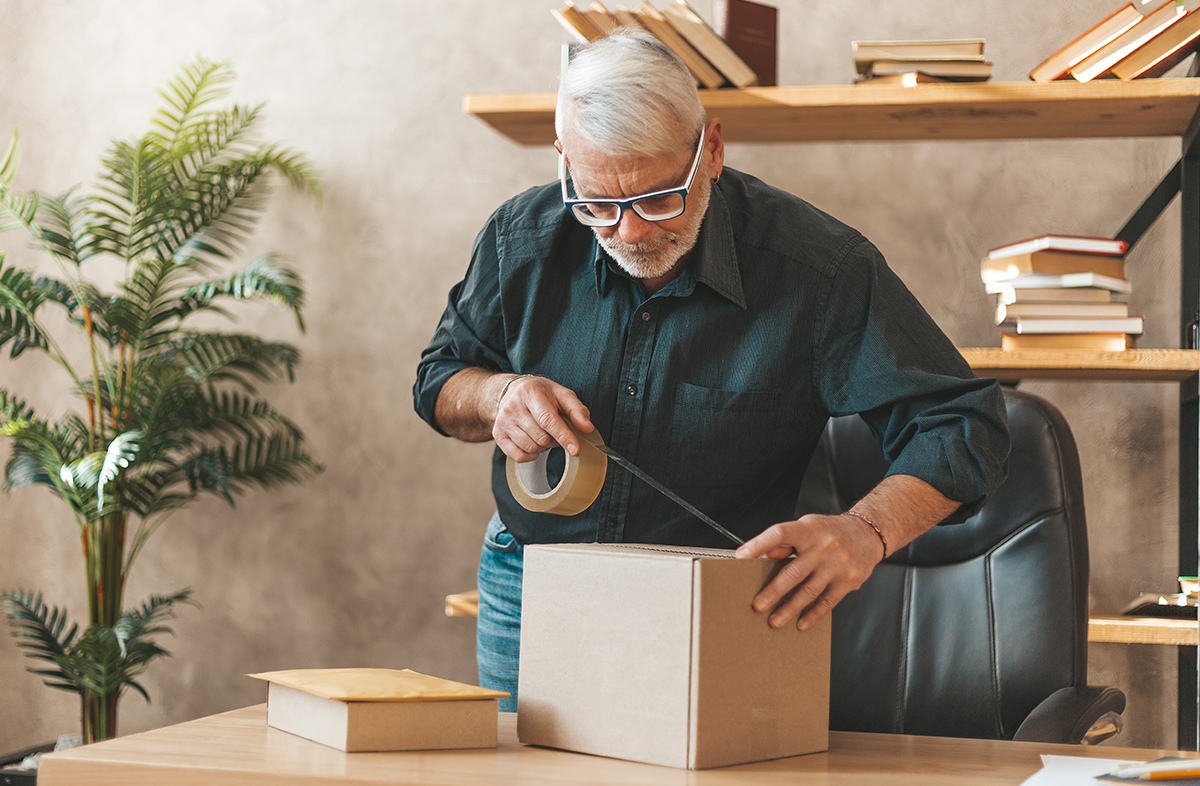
left=492, top=374, right=593, bottom=462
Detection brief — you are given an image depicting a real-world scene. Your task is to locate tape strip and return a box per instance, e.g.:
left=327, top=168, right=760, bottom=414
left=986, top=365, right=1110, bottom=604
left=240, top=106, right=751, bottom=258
left=505, top=425, right=742, bottom=546
left=506, top=424, right=608, bottom=515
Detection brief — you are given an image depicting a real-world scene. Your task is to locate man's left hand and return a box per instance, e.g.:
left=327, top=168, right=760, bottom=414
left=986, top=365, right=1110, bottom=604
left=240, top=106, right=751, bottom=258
left=735, top=513, right=883, bottom=631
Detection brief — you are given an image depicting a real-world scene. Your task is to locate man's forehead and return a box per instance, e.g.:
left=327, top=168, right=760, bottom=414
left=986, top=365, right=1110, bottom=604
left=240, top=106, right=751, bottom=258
left=562, top=132, right=691, bottom=195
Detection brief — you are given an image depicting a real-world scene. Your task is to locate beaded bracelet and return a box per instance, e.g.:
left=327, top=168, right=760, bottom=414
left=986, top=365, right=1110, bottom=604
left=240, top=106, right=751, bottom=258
left=846, top=509, right=888, bottom=561
left=496, top=373, right=533, bottom=409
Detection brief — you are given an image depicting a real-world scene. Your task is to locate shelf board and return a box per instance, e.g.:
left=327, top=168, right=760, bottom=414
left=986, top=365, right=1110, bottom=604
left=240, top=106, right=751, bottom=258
left=1090, top=615, right=1197, bottom=646
left=959, top=347, right=1199, bottom=381
left=463, top=79, right=1200, bottom=146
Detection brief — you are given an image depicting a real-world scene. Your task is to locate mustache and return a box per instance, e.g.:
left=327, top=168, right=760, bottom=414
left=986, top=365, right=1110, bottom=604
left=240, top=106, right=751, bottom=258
left=600, top=231, right=678, bottom=256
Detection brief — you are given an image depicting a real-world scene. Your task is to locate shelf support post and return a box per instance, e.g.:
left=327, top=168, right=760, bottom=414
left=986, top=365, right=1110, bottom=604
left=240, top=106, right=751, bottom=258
left=1180, top=105, right=1200, bottom=751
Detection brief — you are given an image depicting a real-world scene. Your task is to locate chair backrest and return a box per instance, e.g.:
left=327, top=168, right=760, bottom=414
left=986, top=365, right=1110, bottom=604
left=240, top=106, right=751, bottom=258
left=796, top=388, right=1089, bottom=740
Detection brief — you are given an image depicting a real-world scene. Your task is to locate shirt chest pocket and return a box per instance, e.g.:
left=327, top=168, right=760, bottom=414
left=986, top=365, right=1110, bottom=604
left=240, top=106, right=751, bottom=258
left=667, top=383, right=781, bottom=488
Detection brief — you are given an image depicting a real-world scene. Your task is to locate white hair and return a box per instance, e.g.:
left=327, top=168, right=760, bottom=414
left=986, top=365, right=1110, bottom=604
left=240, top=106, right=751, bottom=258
left=555, top=28, right=705, bottom=159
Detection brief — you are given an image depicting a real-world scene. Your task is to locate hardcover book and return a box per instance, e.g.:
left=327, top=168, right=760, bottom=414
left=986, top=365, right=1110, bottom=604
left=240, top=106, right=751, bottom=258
left=661, top=0, right=759, bottom=87
left=1001, top=332, right=1137, bottom=351
left=852, top=38, right=986, bottom=63
left=981, top=250, right=1126, bottom=283
left=552, top=2, right=604, bottom=43
left=1029, top=3, right=1142, bottom=82
left=712, top=0, right=778, bottom=87
left=1070, top=0, right=1187, bottom=83
left=987, top=234, right=1129, bottom=260
left=630, top=2, right=726, bottom=89
left=864, top=60, right=992, bottom=80
left=1111, top=7, right=1200, bottom=80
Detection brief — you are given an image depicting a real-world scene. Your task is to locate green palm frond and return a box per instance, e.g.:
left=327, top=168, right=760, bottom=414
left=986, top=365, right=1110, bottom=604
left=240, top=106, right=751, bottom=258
left=0, top=130, right=42, bottom=237
left=149, top=57, right=233, bottom=152
left=260, top=144, right=321, bottom=203
left=196, top=388, right=304, bottom=442
left=0, top=129, right=18, bottom=186
left=172, top=155, right=272, bottom=264
left=170, top=331, right=300, bottom=388
left=104, top=255, right=195, bottom=352
left=34, top=190, right=96, bottom=266
left=0, top=262, right=52, bottom=358
left=89, top=137, right=178, bottom=264
left=56, top=627, right=128, bottom=697
left=181, top=431, right=318, bottom=505
left=1, top=590, right=80, bottom=693
left=0, top=388, right=36, bottom=424
left=178, top=254, right=306, bottom=331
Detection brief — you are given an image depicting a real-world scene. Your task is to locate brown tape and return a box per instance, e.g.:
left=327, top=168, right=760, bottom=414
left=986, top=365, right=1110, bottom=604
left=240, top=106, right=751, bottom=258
left=506, top=425, right=607, bottom=516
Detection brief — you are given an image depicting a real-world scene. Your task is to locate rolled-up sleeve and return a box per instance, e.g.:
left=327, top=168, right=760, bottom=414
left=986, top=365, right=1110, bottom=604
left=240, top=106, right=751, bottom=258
left=814, top=238, right=1010, bottom=524
left=413, top=205, right=512, bottom=436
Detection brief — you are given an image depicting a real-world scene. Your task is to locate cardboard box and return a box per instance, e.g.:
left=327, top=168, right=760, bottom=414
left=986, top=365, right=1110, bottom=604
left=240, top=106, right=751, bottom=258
left=517, top=543, right=831, bottom=769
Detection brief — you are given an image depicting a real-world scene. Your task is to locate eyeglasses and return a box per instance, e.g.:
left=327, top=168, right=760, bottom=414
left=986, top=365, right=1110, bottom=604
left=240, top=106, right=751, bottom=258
left=559, top=127, right=706, bottom=228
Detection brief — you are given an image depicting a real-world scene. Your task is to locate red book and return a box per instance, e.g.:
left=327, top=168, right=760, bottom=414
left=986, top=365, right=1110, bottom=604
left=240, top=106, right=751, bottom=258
left=711, top=0, right=778, bottom=87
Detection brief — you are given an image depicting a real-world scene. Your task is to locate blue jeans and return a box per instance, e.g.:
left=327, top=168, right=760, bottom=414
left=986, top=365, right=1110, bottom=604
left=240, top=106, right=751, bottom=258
left=477, top=512, right=523, bottom=712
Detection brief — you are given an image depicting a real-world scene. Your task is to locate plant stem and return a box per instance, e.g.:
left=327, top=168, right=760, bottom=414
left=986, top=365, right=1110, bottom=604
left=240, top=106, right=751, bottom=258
left=82, top=304, right=104, bottom=450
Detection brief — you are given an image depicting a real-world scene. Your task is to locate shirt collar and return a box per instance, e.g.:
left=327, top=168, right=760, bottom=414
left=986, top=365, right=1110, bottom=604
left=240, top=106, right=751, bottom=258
left=590, top=181, right=747, bottom=309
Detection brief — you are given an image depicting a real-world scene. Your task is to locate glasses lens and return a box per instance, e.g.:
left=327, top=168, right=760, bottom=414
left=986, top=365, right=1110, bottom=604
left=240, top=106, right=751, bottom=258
left=571, top=202, right=621, bottom=226
left=632, top=193, right=685, bottom=221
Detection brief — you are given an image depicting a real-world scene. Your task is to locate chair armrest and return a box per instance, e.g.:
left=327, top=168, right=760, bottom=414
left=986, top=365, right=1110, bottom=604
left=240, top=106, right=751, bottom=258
left=1013, top=686, right=1126, bottom=744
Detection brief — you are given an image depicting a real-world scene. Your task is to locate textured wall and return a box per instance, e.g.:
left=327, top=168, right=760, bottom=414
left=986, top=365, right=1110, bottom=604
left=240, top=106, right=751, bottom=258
left=0, top=0, right=1187, bottom=754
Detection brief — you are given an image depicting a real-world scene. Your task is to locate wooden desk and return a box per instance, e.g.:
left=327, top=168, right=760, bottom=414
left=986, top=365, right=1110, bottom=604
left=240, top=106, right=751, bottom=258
left=36, top=704, right=1199, bottom=785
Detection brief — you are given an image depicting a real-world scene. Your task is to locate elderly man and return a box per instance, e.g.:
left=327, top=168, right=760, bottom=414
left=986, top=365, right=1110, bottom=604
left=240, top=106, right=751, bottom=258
left=414, top=29, right=1009, bottom=707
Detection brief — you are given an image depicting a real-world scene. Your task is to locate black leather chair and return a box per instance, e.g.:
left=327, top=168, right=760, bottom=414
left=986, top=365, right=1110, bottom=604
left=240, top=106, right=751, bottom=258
left=796, top=388, right=1126, bottom=744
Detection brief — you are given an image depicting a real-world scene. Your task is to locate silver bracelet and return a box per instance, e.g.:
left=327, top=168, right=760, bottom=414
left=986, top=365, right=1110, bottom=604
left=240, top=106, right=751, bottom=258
left=496, top=374, right=532, bottom=409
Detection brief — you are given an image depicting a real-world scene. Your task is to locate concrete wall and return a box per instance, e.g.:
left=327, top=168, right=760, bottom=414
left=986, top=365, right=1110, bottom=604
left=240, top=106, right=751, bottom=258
left=0, top=0, right=1186, bottom=753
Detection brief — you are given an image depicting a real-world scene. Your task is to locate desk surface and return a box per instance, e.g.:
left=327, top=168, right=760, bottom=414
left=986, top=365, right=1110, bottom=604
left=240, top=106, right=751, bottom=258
left=37, top=704, right=1198, bottom=786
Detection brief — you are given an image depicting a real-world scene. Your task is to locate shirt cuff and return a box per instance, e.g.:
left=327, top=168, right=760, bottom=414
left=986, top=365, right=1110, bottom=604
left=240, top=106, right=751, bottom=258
left=884, top=433, right=1004, bottom=527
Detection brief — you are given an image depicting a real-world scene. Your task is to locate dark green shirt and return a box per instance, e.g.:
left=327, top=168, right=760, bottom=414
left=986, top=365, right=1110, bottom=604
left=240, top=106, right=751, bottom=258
left=414, top=168, right=1009, bottom=548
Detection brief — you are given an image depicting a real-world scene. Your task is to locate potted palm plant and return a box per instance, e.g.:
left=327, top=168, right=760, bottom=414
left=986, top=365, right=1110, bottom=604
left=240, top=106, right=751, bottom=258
left=0, top=56, right=320, bottom=745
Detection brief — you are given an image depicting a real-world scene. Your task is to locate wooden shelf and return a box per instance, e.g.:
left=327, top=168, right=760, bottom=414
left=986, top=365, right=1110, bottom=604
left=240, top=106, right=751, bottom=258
left=445, top=589, right=479, bottom=617
left=1090, top=615, right=1198, bottom=646
left=463, top=79, right=1200, bottom=146
left=959, top=347, right=1199, bottom=382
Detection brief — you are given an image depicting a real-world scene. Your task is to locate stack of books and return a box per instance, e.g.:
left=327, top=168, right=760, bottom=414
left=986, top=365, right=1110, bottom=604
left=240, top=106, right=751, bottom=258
left=982, top=234, right=1141, bottom=351
left=1030, top=1, right=1200, bottom=82
left=851, top=39, right=992, bottom=85
left=552, top=0, right=777, bottom=89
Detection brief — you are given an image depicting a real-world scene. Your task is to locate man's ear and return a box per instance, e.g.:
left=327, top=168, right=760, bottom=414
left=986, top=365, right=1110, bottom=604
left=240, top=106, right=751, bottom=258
left=554, top=139, right=563, bottom=154
left=705, top=118, right=724, bottom=181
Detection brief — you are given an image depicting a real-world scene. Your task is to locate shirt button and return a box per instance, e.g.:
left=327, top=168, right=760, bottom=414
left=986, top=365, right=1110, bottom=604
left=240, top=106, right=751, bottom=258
left=640, top=311, right=650, bottom=322
left=626, top=385, right=637, bottom=396
left=605, top=519, right=617, bottom=530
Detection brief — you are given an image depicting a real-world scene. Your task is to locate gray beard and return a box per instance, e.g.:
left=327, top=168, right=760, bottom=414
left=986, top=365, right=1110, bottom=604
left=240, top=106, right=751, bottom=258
left=596, top=176, right=710, bottom=281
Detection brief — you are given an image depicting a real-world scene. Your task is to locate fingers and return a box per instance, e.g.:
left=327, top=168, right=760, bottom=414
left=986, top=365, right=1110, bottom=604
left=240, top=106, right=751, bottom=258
left=493, top=375, right=592, bottom=462
left=735, top=522, right=791, bottom=559
left=740, top=515, right=877, bottom=631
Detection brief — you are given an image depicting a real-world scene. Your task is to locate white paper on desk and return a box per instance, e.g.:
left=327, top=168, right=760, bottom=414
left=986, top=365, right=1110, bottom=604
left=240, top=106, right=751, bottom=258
left=1019, top=755, right=1141, bottom=786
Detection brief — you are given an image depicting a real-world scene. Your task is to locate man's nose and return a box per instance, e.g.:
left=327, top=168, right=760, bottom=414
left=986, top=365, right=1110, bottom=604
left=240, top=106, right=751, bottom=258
left=616, top=209, right=657, bottom=245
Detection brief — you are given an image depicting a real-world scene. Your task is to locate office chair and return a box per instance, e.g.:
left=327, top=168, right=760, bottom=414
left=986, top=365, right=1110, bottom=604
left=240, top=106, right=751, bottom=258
left=796, top=388, right=1126, bottom=744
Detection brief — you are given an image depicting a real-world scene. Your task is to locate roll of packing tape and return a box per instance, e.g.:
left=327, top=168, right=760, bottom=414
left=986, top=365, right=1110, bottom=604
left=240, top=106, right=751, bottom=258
left=506, top=424, right=607, bottom=516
